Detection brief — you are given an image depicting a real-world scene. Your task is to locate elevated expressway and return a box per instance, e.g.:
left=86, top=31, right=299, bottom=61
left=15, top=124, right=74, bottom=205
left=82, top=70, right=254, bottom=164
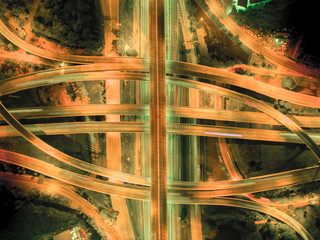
left=1, top=64, right=320, bottom=159
left=0, top=2, right=320, bottom=239
left=0, top=149, right=315, bottom=240
left=4, top=104, right=320, bottom=128
left=0, top=64, right=319, bottom=240
left=1, top=61, right=319, bottom=108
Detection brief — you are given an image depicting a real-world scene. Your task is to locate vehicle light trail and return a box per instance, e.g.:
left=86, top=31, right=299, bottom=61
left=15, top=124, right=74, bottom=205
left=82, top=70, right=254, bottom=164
left=0, top=101, right=149, bottom=186
left=166, top=77, right=320, bottom=162
left=1, top=145, right=320, bottom=198
left=1, top=69, right=319, bottom=156
left=4, top=105, right=320, bottom=128
left=0, top=121, right=319, bottom=144
left=0, top=4, right=318, bottom=239
left=0, top=149, right=314, bottom=240
left=1, top=60, right=320, bottom=108
left=1, top=75, right=320, bottom=184
left=204, top=132, right=243, bottom=137
left=149, top=0, right=167, bottom=238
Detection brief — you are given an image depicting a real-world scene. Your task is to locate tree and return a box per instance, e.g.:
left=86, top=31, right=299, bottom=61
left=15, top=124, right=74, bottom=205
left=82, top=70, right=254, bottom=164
left=126, top=48, right=138, bottom=57
left=281, top=77, right=296, bottom=91
left=245, top=232, right=262, bottom=240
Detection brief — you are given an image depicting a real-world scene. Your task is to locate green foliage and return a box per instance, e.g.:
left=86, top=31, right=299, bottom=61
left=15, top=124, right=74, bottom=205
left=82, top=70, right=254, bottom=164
left=0, top=60, right=48, bottom=80
left=230, top=0, right=294, bottom=34
left=32, top=0, right=102, bottom=50
left=0, top=0, right=33, bottom=16
left=281, top=77, right=296, bottom=90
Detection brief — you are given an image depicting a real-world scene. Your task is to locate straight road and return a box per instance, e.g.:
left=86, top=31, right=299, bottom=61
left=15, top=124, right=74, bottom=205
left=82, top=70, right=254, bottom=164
left=2, top=74, right=320, bottom=175
left=5, top=104, right=320, bottom=128
left=149, top=0, right=167, bottom=239
left=2, top=120, right=320, bottom=144
left=178, top=0, right=202, bottom=238
left=1, top=61, right=319, bottom=110
left=101, top=0, right=135, bottom=238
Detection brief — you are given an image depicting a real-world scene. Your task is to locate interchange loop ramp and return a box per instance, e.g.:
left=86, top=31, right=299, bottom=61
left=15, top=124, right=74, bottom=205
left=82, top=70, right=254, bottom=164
left=0, top=6, right=319, bottom=238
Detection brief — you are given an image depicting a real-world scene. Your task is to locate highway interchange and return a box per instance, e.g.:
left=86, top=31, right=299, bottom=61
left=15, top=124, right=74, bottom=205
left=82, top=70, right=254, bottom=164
left=0, top=0, right=320, bottom=239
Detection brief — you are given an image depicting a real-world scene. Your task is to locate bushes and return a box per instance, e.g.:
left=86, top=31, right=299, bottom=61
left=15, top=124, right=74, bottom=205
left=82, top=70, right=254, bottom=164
left=230, top=1, right=291, bottom=34
left=32, top=0, right=102, bottom=50
left=281, top=77, right=296, bottom=91
left=0, top=0, right=33, bottom=16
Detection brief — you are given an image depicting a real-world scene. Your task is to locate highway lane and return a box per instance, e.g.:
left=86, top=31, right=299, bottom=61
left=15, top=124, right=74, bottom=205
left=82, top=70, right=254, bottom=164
left=2, top=75, right=320, bottom=182
left=0, top=149, right=314, bottom=240
left=203, top=0, right=320, bottom=79
left=168, top=61, right=320, bottom=109
left=5, top=104, right=320, bottom=128
left=0, top=173, right=121, bottom=240
left=0, top=54, right=312, bottom=240
left=0, top=101, right=149, bottom=186
left=178, top=0, right=197, bottom=64
left=168, top=0, right=203, bottom=237
left=1, top=61, right=320, bottom=109
left=1, top=0, right=319, bottom=106
left=1, top=0, right=318, bottom=81
left=1, top=68, right=320, bottom=158
left=100, top=1, right=135, bottom=238
left=178, top=0, right=203, bottom=238
left=213, top=81, right=242, bottom=180
left=166, top=0, right=183, bottom=238
left=166, top=77, right=320, bottom=162
left=3, top=117, right=320, bottom=195
left=1, top=61, right=319, bottom=110
left=149, top=0, right=168, bottom=238
left=135, top=1, right=151, bottom=239
left=0, top=72, right=149, bottom=97
left=0, top=17, right=138, bottom=64
left=0, top=49, right=57, bottom=67
left=2, top=119, right=320, bottom=145
left=0, top=5, right=316, bottom=238
left=1, top=148, right=320, bottom=197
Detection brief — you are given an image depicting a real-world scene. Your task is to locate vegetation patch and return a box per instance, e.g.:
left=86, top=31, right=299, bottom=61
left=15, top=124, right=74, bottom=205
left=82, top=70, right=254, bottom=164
left=32, top=0, right=103, bottom=51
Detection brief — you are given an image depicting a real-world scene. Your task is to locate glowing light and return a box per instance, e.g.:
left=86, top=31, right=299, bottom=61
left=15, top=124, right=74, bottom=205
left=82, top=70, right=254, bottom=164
left=9, top=109, right=43, bottom=113
left=244, top=100, right=257, bottom=107
left=47, top=184, right=58, bottom=193
left=204, top=132, right=242, bottom=137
